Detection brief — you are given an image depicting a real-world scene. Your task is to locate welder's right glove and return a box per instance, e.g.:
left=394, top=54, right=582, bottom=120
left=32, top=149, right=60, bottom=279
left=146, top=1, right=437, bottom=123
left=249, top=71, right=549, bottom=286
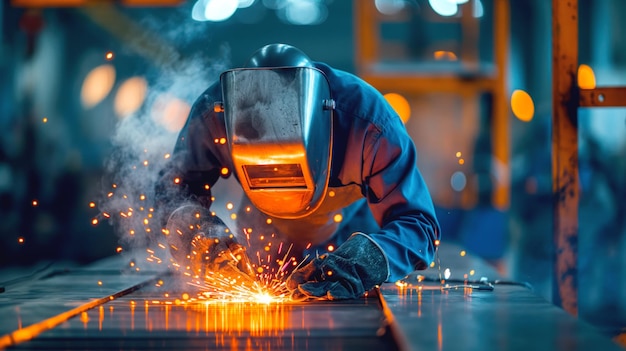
left=286, top=233, right=389, bottom=301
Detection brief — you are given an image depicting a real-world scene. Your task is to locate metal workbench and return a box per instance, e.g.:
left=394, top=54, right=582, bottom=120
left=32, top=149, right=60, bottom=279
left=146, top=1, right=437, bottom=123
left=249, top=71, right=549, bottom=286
left=0, top=244, right=622, bottom=351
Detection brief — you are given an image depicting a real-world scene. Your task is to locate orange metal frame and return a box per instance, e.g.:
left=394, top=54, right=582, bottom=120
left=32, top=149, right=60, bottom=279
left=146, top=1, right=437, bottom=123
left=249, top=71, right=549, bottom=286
left=353, top=0, right=511, bottom=210
left=552, top=0, right=626, bottom=316
left=355, top=0, right=626, bottom=317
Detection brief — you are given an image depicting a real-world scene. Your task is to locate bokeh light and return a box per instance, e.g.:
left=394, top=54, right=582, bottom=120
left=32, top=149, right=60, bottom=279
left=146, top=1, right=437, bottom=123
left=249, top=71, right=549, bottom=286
left=286, top=0, right=318, bottom=25
left=150, top=94, right=191, bottom=132
left=450, top=171, right=467, bottom=192
left=429, top=0, right=458, bottom=17
left=434, top=50, right=458, bottom=61
left=192, top=0, right=238, bottom=22
left=384, top=92, right=411, bottom=123
left=238, top=0, right=255, bottom=8
left=577, top=64, right=596, bottom=89
left=428, top=0, right=483, bottom=17
left=510, top=89, right=535, bottom=122
left=282, top=0, right=327, bottom=25
left=114, top=76, right=147, bottom=118
left=375, top=0, right=405, bottom=15
left=81, top=64, right=116, bottom=108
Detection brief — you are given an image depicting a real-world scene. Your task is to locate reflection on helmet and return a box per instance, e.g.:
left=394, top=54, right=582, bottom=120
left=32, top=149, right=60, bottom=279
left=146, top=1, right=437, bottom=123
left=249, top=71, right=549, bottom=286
left=245, top=43, right=314, bottom=69
left=218, top=44, right=334, bottom=219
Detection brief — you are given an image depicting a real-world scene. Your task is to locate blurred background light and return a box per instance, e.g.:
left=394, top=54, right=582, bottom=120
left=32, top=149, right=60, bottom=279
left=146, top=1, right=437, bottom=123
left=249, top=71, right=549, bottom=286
left=150, top=94, right=191, bottom=133
left=577, top=64, right=597, bottom=89
left=428, top=0, right=483, bottom=18
left=429, top=0, right=458, bottom=17
left=193, top=0, right=329, bottom=24
left=192, top=0, right=238, bottom=22
left=281, top=0, right=328, bottom=25
left=374, top=0, right=406, bottom=16
left=191, top=0, right=209, bottom=21
left=384, top=92, right=411, bottom=123
left=81, top=64, right=116, bottom=109
left=238, top=0, right=256, bottom=8
left=450, top=171, right=467, bottom=192
left=510, top=89, right=535, bottom=122
left=433, top=50, right=458, bottom=61
left=114, top=76, right=148, bottom=119
left=473, top=0, right=484, bottom=17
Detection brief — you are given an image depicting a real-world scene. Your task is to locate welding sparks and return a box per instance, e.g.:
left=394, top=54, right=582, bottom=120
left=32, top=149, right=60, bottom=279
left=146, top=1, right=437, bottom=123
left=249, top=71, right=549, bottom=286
left=252, top=292, right=275, bottom=304
left=172, top=230, right=305, bottom=304
left=97, top=171, right=305, bottom=305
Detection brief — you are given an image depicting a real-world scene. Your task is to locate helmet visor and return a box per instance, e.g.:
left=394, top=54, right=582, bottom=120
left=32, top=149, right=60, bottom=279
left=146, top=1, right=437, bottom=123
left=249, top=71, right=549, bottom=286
left=220, top=66, right=333, bottom=219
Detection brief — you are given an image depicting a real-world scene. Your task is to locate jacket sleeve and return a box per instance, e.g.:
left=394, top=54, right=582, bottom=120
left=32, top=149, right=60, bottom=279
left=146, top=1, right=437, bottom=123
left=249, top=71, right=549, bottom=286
left=362, top=115, right=441, bottom=282
left=154, top=83, right=227, bottom=225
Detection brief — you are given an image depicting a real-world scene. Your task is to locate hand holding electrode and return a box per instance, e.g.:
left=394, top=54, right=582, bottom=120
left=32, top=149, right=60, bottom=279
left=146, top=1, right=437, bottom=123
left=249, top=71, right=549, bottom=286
left=165, top=204, right=255, bottom=281
left=286, top=233, right=389, bottom=301
left=191, top=233, right=256, bottom=282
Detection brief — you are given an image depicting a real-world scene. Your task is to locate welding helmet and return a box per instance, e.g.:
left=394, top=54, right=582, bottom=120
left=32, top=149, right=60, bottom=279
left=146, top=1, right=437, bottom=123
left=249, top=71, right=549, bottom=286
left=216, top=44, right=334, bottom=219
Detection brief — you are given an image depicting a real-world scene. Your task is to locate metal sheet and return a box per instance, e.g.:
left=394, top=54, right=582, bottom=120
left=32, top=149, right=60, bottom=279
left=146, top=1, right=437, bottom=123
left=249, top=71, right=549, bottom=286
left=0, top=255, right=166, bottom=348
left=3, top=243, right=621, bottom=351
left=3, top=263, right=395, bottom=351
left=379, top=278, right=623, bottom=351
left=13, top=301, right=390, bottom=350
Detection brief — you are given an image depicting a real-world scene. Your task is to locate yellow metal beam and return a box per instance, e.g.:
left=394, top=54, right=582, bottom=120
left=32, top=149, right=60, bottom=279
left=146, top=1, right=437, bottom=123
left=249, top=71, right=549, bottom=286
left=77, top=4, right=182, bottom=68
left=353, top=0, right=511, bottom=210
left=492, top=0, right=510, bottom=210
left=360, top=73, right=498, bottom=94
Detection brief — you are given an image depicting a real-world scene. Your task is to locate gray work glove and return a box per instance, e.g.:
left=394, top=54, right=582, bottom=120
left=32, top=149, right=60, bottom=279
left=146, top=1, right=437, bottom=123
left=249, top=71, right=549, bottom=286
left=286, top=233, right=389, bottom=301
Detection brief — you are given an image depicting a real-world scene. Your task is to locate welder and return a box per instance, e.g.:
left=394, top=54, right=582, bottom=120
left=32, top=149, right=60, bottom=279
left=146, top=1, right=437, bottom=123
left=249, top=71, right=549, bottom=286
left=156, top=43, right=440, bottom=301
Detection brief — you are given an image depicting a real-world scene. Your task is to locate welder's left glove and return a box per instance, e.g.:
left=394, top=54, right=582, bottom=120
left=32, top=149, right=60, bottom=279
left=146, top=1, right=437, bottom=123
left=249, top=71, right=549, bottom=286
left=286, top=233, right=389, bottom=300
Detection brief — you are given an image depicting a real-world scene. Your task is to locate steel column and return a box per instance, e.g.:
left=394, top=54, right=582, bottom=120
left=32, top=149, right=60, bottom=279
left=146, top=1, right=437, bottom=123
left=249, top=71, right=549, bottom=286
left=551, top=0, right=579, bottom=316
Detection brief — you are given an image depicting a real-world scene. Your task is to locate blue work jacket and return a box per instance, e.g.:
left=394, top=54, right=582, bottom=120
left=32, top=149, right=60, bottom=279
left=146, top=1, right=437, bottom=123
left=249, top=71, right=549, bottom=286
left=161, top=62, right=440, bottom=282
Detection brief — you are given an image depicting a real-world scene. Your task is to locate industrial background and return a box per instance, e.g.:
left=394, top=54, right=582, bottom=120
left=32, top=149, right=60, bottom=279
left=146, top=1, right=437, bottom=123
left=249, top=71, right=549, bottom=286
left=0, top=0, right=625, bottom=350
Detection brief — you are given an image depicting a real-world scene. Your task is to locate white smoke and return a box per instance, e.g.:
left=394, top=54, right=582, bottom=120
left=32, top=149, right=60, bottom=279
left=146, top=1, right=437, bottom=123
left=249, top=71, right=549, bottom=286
left=98, top=41, right=232, bottom=264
